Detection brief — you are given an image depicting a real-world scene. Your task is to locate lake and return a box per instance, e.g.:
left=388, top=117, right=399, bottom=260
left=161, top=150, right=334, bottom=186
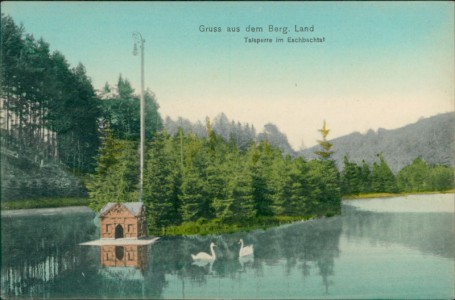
left=1, top=194, right=454, bottom=299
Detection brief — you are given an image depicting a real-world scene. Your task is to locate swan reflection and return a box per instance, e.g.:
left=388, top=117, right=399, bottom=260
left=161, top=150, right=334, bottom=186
left=191, top=242, right=216, bottom=274
left=238, top=239, right=254, bottom=270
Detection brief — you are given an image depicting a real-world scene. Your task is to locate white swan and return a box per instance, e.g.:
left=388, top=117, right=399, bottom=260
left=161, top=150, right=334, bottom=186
left=191, top=242, right=216, bottom=261
left=238, top=239, right=253, bottom=257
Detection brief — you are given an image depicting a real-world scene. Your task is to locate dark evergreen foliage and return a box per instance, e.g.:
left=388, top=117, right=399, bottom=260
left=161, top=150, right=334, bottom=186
left=86, top=130, right=139, bottom=212
left=397, top=157, right=454, bottom=192
left=1, top=15, right=101, bottom=174
left=340, top=155, right=453, bottom=196
left=88, top=123, right=343, bottom=234
left=371, top=154, right=399, bottom=193
left=98, top=77, right=162, bottom=141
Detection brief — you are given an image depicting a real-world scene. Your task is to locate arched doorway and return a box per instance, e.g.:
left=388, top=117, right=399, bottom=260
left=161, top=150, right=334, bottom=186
left=115, top=246, right=124, bottom=260
left=115, top=224, right=124, bottom=239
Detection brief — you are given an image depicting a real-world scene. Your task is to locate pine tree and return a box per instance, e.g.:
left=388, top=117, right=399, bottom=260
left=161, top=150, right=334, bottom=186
left=1, top=15, right=101, bottom=174
left=179, top=133, right=213, bottom=222
left=279, top=157, right=310, bottom=216
left=340, top=156, right=362, bottom=195
left=223, top=159, right=255, bottom=221
left=371, top=154, right=398, bottom=193
left=143, top=130, right=181, bottom=231
left=100, top=76, right=162, bottom=141
left=87, top=133, right=139, bottom=212
left=306, top=159, right=341, bottom=215
left=360, top=160, right=372, bottom=193
left=315, top=120, right=334, bottom=160
left=249, top=141, right=274, bottom=217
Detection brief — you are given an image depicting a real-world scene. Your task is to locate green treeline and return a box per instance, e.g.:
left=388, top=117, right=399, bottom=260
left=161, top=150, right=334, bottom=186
left=340, top=155, right=454, bottom=196
left=87, top=119, right=454, bottom=235
left=88, top=120, right=341, bottom=234
left=1, top=15, right=101, bottom=174
left=1, top=15, right=161, bottom=177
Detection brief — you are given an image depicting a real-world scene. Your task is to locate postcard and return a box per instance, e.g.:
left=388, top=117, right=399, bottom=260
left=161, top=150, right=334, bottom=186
left=1, top=2, right=454, bottom=299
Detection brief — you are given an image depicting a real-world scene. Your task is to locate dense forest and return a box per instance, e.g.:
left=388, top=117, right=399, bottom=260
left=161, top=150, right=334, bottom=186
left=0, top=15, right=161, bottom=200
left=87, top=120, right=341, bottom=234
left=1, top=15, right=100, bottom=174
left=1, top=14, right=453, bottom=234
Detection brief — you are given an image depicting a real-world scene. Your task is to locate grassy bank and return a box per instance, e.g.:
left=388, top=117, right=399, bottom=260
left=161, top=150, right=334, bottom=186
left=1, top=197, right=90, bottom=210
left=343, top=189, right=454, bottom=200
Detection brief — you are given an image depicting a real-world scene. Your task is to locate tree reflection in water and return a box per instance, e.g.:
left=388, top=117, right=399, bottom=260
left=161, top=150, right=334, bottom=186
left=2, top=210, right=343, bottom=298
left=342, top=204, right=455, bottom=259
left=148, top=215, right=343, bottom=294
left=2, top=198, right=453, bottom=298
left=1, top=211, right=98, bottom=298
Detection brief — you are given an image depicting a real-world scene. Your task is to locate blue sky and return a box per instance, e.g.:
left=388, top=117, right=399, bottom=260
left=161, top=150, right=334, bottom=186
left=3, top=2, right=454, bottom=148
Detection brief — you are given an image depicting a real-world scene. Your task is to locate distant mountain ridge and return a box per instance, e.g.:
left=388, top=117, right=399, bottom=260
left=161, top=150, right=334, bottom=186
left=300, top=112, right=455, bottom=172
left=164, top=113, right=296, bottom=156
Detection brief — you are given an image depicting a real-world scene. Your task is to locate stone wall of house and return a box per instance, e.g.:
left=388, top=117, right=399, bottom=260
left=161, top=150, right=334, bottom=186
left=100, top=205, right=146, bottom=239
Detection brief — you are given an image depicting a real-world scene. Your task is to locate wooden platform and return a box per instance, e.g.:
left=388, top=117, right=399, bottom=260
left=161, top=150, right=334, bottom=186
left=79, top=236, right=159, bottom=246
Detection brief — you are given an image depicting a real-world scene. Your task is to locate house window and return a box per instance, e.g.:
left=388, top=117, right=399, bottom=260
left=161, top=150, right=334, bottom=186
left=128, top=224, right=134, bottom=232
left=106, top=224, right=111, bottom=233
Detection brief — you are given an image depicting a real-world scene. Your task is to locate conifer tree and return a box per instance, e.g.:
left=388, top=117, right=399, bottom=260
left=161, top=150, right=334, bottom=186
left=279, top=157, right=310, bottom=216
left=340, top=156, right=362, bottom=195
left=143, top=130, right=181, bottom=231
left=222, top=159, right=255, bottom=221
left=315, top=120, right=334, bottom=160
left=360, top=160, right=372, bottom=193
left=249, top=140, right=274, bottom=217
left=371, top=154, right=398, bottom=193
left=211, top=144, right=239, bottom=220
left=306, top=159, right=341, bottom=215
left=87, top=135, right=139, bottom=212
left=179, top=133, right=213, bottom=221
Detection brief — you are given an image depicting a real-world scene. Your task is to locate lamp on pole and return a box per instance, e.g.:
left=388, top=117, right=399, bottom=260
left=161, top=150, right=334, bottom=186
left=133, top=32, right=145, bottom=202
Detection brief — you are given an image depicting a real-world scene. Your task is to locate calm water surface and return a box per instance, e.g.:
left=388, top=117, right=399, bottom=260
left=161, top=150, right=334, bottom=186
left=1, top=194, right=454, bottom=299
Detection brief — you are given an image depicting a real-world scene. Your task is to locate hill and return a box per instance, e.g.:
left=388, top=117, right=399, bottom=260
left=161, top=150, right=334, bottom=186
left=300, top=112, right=455, bottom=172
left=1, top=136, right=88, bottom=201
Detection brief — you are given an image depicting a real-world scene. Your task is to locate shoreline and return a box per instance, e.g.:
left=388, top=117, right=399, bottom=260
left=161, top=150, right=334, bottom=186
left=2, top=191, right=452, bottom=218
left=342, top=190, right=454, bottom=201
left=1, top=206, right=93, bottom=217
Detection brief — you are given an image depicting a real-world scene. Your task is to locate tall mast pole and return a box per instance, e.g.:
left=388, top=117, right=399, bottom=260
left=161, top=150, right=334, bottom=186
left=133, top=32, right=145, bottom=202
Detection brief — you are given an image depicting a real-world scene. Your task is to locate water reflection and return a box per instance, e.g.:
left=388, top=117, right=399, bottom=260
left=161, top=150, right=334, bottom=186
left=1, top=211, right=98, bottom=298
left=342, top=204, right=455, bottom=259
left=2, top=195, right=453, bottom=299
left=100, top=245, right=149, bottom=269
left=1, top=210, right=343, bottom=298
left=149, top=215, right=342, bottom=294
